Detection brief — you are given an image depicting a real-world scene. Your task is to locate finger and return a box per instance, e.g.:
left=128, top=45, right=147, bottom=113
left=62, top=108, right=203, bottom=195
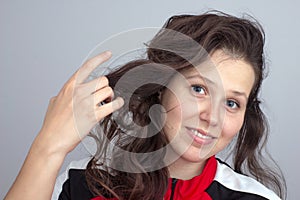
left=95, top=97, right=124, bottom=120
left=77, top=76, right=109, bottom=97
left=92, top=86, right=114, bottom=106
left=76, top=51, right=112, bottom=84
left=89, top=76, right=109, bottom=95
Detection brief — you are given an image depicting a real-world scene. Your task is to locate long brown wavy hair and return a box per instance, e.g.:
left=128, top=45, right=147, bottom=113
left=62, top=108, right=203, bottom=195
left=85, top=11, right=287, bottom=199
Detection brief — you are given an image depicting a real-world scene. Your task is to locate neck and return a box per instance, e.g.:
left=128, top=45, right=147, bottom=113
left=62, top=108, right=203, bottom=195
left=165, top=148, right=207, bottom=180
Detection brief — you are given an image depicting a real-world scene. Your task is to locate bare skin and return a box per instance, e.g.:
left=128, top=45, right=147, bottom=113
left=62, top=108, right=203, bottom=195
left=162, top=50, right=255, bottom=180
left=4, top=50, right=255, bottom=199
left=4, top=51, right=124, bottom=200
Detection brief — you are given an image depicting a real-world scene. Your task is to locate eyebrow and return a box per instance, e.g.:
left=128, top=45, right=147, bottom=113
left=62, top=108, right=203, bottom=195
left=228, top=90, right=248, bottom=101
left=186, top=74, right=249, bottom=101
left=185, top=74, right=216, bottom=86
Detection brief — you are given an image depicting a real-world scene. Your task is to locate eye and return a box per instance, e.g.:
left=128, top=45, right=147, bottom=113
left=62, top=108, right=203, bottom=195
left=226, top=100, right=240, bottom=109
left=191, top=85, right=206, bottom=95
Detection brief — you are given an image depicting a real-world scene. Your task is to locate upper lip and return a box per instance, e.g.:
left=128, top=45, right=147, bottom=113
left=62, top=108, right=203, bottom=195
left=186, top=126, right=217, bottom=139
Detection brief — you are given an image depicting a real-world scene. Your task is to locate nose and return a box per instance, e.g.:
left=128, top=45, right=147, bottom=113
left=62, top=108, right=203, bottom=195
left=199, top=97, right=219, bottom=127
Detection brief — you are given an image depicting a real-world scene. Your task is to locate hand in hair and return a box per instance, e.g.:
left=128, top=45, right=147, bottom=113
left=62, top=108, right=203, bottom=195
left=4, top=51, right=124, bottom=200
left=37, top=51, right=124, bottom=155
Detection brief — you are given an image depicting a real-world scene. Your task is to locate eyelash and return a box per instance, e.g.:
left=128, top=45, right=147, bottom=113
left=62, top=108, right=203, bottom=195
left=191, top=85, right=207, bottom=96
left=191, top=85, right=241, bottom=110
left=226, top=99, right=240, bottom=110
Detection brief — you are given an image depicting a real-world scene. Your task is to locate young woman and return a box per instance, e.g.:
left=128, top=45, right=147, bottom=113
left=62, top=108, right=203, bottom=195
left=5, top=12, right=286, bottom=200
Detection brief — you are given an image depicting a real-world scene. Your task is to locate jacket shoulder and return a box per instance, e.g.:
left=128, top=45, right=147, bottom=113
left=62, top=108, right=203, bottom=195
left=206, top=159, right=281, bottom=200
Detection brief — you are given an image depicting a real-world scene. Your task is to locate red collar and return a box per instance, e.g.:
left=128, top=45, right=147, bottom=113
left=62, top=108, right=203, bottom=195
left=92, top=156, right=217, bottom=200
left=164, top=156, right=217, bottom=200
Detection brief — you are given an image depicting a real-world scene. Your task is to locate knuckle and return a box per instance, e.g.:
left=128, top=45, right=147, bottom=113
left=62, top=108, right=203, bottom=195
left=49, top=96, right=57, bottom=104
left=62, top=81, right=75, bottom=94
left=50, top=96, right=57, bottom=101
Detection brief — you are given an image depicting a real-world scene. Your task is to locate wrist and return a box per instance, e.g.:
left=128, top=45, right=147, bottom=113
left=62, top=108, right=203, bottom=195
left=30, top=130, right=69, bottom=161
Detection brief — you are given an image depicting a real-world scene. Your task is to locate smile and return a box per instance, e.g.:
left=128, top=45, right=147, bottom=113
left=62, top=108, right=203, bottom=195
left=185, top=127, right=217, bottom=145
left=190, top=129, right=213, bottom=139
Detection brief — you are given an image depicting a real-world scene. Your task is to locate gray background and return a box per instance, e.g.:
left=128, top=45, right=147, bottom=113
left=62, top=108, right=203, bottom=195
left=1, top=0, right=299, bottom=199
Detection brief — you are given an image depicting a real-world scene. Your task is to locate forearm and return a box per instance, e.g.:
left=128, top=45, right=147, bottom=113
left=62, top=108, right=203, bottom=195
left=4, top=137, right=66, bottom=200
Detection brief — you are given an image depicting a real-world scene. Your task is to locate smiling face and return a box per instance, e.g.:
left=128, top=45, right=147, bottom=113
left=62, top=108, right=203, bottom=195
left=161, top=50, right=255, bottom=167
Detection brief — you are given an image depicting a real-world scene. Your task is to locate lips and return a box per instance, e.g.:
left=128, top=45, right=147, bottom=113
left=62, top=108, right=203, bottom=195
left=185, top=127, right=217, bottom=145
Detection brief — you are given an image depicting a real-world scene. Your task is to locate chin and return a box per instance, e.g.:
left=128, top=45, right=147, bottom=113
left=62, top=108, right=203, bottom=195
left=180, top=146, right=214, bottom=163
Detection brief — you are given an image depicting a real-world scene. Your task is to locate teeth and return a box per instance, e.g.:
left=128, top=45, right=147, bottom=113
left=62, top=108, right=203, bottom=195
left=191, top=129, right=212, bottom=139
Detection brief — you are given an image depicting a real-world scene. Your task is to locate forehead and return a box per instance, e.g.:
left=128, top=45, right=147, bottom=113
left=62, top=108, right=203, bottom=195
left=178, top=50, right=255, bottom=97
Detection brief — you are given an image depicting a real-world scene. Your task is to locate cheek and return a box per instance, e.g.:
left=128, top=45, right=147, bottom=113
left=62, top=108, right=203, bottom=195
left=163, top=94, right=198, bottom=130
left=163, top=103, right=182, bottom=139
left=162, top=94, right=186, bottom=142
left=222, top=115, right=244, bottom=140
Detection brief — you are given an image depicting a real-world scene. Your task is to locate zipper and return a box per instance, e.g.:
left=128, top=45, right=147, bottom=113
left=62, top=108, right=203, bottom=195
left=170, top=178, right=178, bottom=200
